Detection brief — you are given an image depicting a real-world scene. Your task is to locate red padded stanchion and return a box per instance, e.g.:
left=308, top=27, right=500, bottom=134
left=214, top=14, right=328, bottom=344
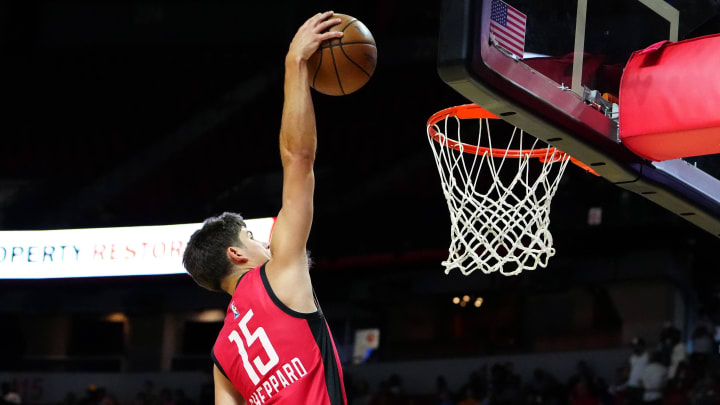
left=619, top=33, right=720, bottom=162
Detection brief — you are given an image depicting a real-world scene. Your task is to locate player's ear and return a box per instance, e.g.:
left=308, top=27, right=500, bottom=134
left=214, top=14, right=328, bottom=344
left=227, top=247, right=248, bottom=265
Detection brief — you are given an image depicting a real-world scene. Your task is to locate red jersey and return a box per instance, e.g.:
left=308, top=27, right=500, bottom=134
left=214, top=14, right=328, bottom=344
left=212, top=264, right=347, bottom=405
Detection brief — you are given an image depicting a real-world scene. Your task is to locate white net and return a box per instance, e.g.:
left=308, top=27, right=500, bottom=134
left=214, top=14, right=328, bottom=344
left=427, top=111, right=571, bottom=276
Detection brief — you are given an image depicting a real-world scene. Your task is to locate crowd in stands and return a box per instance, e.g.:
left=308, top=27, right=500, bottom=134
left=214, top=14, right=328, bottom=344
left=1, top=318, right=717, bottom=405
left=65, top=381, right=210, bottom=405
left=0, top=380, right=210, bottom=405
left=344, top=317, right=720, bottom=405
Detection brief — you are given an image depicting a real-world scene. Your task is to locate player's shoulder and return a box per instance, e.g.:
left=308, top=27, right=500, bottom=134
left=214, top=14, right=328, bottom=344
left=264, top=254, right=309, bottom=275
left=260, top=259, right=319, bottom=316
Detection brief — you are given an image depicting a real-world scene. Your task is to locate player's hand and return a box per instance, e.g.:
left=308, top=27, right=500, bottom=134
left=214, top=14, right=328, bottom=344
left=286, top=11, right=343, bottom=64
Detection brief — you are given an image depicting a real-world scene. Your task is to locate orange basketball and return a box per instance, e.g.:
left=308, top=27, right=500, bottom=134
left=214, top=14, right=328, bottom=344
left=308, top=14, right=377, bottom=96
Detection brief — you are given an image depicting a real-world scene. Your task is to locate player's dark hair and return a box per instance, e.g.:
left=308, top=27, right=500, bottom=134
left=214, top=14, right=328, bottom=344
left=183, top=212, right=246, bottom=291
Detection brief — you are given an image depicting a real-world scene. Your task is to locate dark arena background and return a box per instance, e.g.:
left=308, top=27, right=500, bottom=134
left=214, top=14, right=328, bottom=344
left=1, top=1, right=720, bottom=405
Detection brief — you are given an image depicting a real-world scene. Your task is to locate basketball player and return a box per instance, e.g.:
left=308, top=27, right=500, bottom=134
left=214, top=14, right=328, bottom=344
left=182, top=12, right=347, bottom=405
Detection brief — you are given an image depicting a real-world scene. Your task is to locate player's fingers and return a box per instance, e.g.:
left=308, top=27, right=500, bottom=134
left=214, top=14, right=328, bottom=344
left=319, top=31, right=343, bottom=41
left=315, top=18, right=342, bottom=33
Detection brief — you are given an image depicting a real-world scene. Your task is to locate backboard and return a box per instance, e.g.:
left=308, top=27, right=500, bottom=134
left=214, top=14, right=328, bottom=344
left=438, top=0, right=720, bottom=238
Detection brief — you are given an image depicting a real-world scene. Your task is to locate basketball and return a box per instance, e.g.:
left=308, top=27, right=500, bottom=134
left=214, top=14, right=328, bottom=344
left=308, top=13, right=377, bottom=96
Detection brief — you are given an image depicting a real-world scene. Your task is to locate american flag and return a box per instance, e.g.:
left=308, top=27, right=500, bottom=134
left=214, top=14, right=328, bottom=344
left=489, top=0, right=527, bottom=59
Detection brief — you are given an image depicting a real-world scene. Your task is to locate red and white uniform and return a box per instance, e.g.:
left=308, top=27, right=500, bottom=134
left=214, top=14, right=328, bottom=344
left=212, top=264, right=346, bottom=405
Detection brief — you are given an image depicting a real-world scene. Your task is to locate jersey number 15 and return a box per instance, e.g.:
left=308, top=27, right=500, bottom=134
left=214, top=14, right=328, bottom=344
left=228, top=309, right=280, bottom=385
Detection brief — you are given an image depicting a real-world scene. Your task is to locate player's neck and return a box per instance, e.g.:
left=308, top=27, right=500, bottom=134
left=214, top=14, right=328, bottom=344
left=220, top=269, right=251, bottom=296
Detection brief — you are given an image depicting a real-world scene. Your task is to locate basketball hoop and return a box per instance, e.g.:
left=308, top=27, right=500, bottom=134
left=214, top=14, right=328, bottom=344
left=426, top=104, right=595, bottom=276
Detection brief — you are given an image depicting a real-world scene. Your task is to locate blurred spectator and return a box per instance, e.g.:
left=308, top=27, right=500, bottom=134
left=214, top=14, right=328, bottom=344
left=437, top=390, right=455, bottom=405
left=159, top=388, right=174, bottom=405
left=352, top=378, right=372, bottom=405
left=668, top=328, right=687, bottom=379
left=58, top=392, right=78, bottom=405
left=457, top=386, right=481, bottom=405
left=492, top=364, right=523, bottom=405
left=468, top=369, right=488, bottom=402
left=608, top=365, right=629, bottom=405
left=528, top=369, right=562, bottom=405
left=660, top=323, right=676, bottom=366
left=78, top=385, right=101, bottom=405
left=627, top=337, right=649, bottom=405
left=568, top=361, right=597, bottom=397
left=569, top=378, right=600, bottom=405
left=692, top=309, right=717, bottom=368
left=504, top=362, right=517, bottom=379
left=142, top=381, right=160, bottom=405
left=85, top=386, right=115, bottom=405
left=455, top=368, right=488, bottom=405
left=638, top=351, right=667, bottom=405
left=97, top=388, right=115, bottom=405
left=436, top=375, right=454, bottom=405
left=689, top=376, right=720, bottom=405
left=664, top=362, right=692, bottom=405
left=369, top=380, right=393, bottom=405
left=695, top=310, right=716, bottom=338
left=528, top=369, right=546, bottom=405
left=691, top=326, right=715, bottom=358
left=488, top=363, right=508, bottom=404
left=134, top=392, right=147, bottom=405
left=594, top=377, right=612, bottom=405
left=1, top=382, right=21, bottom=405
left=388, top=374, right=406, bottom=398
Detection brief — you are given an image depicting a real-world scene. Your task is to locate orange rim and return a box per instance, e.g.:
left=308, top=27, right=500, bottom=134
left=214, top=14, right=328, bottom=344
left=427, top=104, right=598, bottom=175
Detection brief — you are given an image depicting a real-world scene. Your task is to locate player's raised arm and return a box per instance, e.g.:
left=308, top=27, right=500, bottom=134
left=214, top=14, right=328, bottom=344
left=265, top=12, right=343, bottom=311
